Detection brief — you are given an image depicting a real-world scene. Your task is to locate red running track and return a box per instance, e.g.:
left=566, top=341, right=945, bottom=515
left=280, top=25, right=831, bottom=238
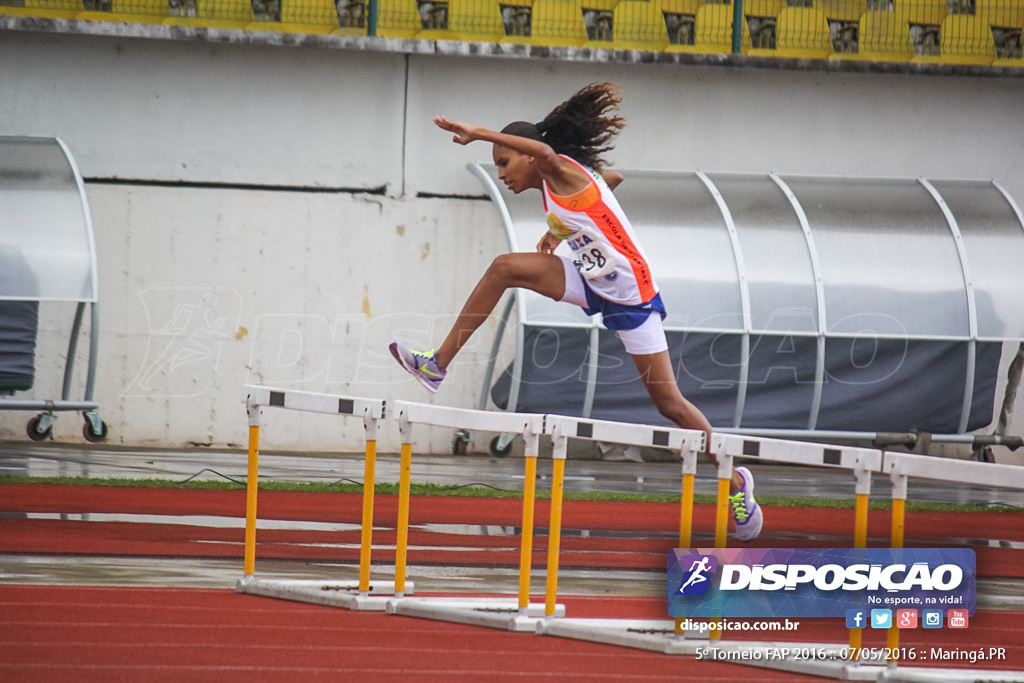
left=2, top=484, right=1022, bottom=576
left=1, top=586, right=842, bottom=683
left=1, top=484, right=1023, bottom=681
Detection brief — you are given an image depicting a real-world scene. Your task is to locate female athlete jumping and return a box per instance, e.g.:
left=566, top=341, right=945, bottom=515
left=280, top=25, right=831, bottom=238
left=390, top=83, right=762, bottom=541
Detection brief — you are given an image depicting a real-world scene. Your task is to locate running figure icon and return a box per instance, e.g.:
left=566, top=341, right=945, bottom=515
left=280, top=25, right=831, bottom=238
left=678, top=556, right=714, bottom=594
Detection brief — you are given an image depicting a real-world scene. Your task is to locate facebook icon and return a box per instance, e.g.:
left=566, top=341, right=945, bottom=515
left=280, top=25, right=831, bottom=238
left=845, top=609, right=867, bottom=629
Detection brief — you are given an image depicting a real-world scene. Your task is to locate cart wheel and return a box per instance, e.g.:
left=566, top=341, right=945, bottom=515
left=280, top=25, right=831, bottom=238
left=489, top=435, right=513, bottom=458
left=26, top=415, right=53, bottom=442
left=452, top=429, right=470, bottom=455
left=83, top=418, right=109, bottom=443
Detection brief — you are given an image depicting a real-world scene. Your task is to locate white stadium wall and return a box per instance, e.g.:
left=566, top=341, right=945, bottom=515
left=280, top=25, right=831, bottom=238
left=1, top=27, right=1023, bottom=459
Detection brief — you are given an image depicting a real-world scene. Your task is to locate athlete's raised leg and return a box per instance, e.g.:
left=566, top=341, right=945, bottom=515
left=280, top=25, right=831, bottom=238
left=435, top=252, right=566, bottom=369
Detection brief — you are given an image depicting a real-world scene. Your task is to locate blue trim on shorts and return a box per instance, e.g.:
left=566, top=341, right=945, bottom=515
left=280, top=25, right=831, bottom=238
left=581, top=288, right=667, bottom=332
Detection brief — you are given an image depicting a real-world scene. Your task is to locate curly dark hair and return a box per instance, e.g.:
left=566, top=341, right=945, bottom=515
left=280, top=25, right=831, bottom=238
left=500, top=83, right=626, bottom=171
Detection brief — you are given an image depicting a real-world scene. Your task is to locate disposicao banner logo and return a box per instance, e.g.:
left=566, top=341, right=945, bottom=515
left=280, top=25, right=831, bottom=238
left=667, top=548, right=976, bottom=618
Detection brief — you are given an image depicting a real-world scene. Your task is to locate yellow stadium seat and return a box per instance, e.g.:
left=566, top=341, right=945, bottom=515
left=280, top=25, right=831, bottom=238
left=896, top=0, right=946, bottom=24
left=414, top=0, right=454, bottom=38
left=665, top=2, right=750, bottom=53
left=580, top=0, right=618, bottom=45
left=0, top=0, right=83, bottom=19
left=937, top=14, right=997, bottom=64
left=499, top=0, right=532, bottom=38
left=331, top=0, right=366, bottom=34
left=375, top=0, right=420, bottom=37
left=814, top=0, right=866, bottom=52
left=416, top=0, right=506, bottom=41
left=661, top=0, right=703, bottom=46
left=77, top=0, right=169, bottom=23
left=451, top=0, right=507, bottom=41
left=814, top=0, right=865, bottom=22
left=784, top=6, right=833, bottom=56
left=744, top=0, right=784, bottom=48
left=977, top=0, right=1023, bottom=27
left=830, top=9, right=914, bottom=61
left=977, top=0, right=1023, bottom=63
left=247, top=0, right=338, bottom=33
left=756, top=6, right=832, bottom=57
left=163, top=0, right=253, bottom=28
left=606, top=0, right=669, bottom=49
left=896, top=0, right=945, bottom=55
left=502, top=0, right=588, bottom=46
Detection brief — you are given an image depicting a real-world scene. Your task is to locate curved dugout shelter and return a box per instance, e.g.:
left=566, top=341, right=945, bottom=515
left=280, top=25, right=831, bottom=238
left=471, top=163, right=1024, bottom=440
left=0, top=136, right=106, bottom=441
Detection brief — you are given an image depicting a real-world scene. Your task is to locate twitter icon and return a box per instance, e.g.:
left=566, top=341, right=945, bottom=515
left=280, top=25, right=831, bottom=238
left=870, top=609, right=893, bottom=629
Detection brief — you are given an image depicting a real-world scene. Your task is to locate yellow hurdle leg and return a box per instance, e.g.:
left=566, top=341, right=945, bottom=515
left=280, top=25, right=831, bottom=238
left=888, top=497, right=906, bottom=656
left=710, top=474, right=731, bottom=640
left=679, top=472, right=695, bottom=548
left=714, top=476, right=730, bottom=548
left=394, top=442, right=413, bottom=597
left=849, top=491, right=870, bottom=658
left=358, top=438, right=377, bottom=594
left=544, top=457, right=566, bottom=617
left=244, top=424, right=260, bottom=577
left=519, top=455, right=538, bottom=612
left=675, top=470, right=696, bottom=635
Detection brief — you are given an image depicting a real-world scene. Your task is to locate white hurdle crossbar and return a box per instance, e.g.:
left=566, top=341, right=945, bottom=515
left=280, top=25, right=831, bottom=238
left=710, top=433, right=881, bottom=551
left=883, top=451, right=1024, bottom=491
left=237, top=385, right=401, bottom=610
left=385, top=401, right=552, bottom=632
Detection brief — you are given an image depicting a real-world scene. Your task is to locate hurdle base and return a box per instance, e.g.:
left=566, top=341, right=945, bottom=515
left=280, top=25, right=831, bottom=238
left=537, top=617, right=715, bottom=654
left=386, top=596, right=566, bottom=632
left=237, top=577, right=415, bottom=611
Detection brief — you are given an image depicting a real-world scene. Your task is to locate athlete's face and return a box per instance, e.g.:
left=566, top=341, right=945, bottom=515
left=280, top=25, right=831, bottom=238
left=493, top=144, right=540, bottom=194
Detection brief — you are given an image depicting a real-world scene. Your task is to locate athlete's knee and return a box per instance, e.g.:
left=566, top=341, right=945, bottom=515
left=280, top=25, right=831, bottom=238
left=485, top=253, right=531, bottom=288
left=484, top=254, right=517, bottom=282
left=647, top=386, right=684, bottom=422
left=648, top=386, right=704, bottom=430
left=655, top=400, right=687, bottom=426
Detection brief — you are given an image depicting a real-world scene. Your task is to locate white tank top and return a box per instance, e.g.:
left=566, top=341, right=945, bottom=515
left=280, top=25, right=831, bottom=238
left=542, top=156, right=658, bottom=306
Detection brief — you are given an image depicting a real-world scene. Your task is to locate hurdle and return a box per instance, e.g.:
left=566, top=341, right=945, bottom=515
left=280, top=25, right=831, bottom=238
left=383, top=400, right=555, bottom=632
left=235, top=385, right=407, bottom=610
left=881, top=452, right=1024, bottom=668
left=534, top=415, right=712, bottom=652
left=713, top=433, right=884, bottom=664
left=538, top=431, right=886, bottom=658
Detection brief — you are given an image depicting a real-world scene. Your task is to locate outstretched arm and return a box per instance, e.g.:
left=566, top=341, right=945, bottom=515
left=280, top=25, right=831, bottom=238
left=433, top=115, right=589, bottom=195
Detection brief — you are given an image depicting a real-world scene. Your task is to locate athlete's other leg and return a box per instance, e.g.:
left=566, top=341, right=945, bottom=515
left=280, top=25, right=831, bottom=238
left=630, top=350, right=743, bottom=493
left=435, top=252, right=566, bottom=370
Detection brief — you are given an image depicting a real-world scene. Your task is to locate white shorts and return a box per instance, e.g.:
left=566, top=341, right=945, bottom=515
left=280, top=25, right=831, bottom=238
left=557, top=256, right=669, bottom=356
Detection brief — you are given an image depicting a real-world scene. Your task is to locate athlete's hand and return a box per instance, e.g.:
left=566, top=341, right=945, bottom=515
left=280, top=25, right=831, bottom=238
left=536, top=231, right=562, bottom=255
left=433, top=116, right=480, bottom=145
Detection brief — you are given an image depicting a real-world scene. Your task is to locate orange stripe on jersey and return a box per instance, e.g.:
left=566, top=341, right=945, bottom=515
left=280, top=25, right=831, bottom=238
left=583, top=199, right=657, bottom=302
left=547, top=182, right=601, bottom=212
